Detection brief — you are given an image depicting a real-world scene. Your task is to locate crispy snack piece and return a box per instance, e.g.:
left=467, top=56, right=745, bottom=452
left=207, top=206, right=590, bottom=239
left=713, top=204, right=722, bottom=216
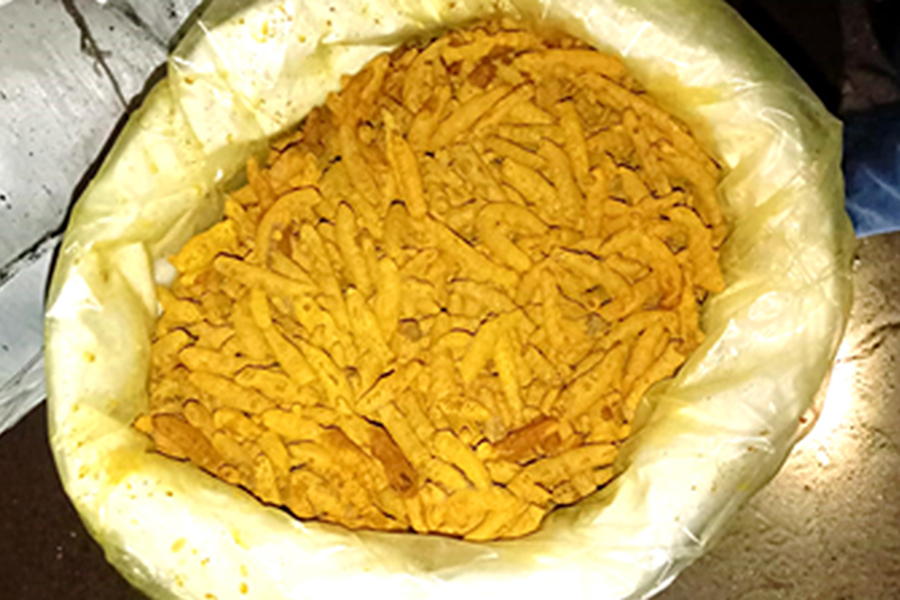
left=139, top=19, right=725, bottom=541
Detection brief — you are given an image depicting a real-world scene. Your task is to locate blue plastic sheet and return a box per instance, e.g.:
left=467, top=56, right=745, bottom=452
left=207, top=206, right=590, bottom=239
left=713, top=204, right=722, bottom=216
left=844, top=103, right=900, bottom=237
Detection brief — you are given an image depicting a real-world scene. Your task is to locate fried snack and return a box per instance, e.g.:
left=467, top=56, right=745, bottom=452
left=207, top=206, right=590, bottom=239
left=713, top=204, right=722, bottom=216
left=138, top=19, right=726, bottom=541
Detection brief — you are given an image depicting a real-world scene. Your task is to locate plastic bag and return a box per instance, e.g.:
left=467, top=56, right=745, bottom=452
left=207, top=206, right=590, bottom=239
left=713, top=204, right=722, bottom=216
left=44, top=0, right=855, bottom=598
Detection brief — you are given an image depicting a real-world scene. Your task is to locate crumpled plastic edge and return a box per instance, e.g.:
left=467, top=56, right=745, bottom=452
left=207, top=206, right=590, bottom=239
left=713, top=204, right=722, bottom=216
left=45, top=0, right=855, bottom=598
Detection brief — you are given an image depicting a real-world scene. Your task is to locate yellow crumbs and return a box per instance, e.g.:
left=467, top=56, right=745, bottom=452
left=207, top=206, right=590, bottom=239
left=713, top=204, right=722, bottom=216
left=136, top=19, right=726, bottom=541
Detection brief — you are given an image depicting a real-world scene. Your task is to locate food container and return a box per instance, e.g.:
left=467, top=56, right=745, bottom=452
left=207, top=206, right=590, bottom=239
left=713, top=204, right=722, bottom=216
left=44, top=0, right=854, bottom=598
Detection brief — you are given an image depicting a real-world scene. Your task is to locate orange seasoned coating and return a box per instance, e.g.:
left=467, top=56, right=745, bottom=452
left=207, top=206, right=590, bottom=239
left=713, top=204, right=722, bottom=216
left=137, top=18, right=725, bottom=541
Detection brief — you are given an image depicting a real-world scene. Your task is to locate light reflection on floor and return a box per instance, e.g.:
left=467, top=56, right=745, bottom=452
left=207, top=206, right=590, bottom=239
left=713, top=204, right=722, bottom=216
left=661, top=234, right=900, bottom=599
left=796, top=347, right=858, bottom=467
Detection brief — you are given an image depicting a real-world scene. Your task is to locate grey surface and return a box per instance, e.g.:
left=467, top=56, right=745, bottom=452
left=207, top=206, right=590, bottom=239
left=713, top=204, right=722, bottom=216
left=0, top=0, right=187, bottom=268
left=0, top=236, right=54, bottom=432
left=0, top=0, right=125, bottom=429
left=0, top=0, right=199, bottom=431
left=0, top=0, right=120, bottom=268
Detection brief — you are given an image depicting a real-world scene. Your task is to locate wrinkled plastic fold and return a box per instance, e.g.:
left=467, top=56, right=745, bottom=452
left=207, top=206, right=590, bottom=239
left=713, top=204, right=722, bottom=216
left=45, top=0, right=854, bottom=598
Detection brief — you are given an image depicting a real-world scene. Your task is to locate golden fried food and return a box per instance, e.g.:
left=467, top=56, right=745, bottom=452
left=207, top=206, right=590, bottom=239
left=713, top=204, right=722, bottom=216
left=136, top=18, right=726, bottom=541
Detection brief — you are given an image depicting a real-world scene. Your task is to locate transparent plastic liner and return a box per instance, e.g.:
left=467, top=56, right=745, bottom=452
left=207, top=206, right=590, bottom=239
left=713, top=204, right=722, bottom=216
left=44, top=0, right=855, bottom=598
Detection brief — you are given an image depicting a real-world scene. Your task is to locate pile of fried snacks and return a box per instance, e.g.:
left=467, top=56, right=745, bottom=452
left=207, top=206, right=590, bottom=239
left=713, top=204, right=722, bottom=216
left=136, top=19, right=726, bottom=541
